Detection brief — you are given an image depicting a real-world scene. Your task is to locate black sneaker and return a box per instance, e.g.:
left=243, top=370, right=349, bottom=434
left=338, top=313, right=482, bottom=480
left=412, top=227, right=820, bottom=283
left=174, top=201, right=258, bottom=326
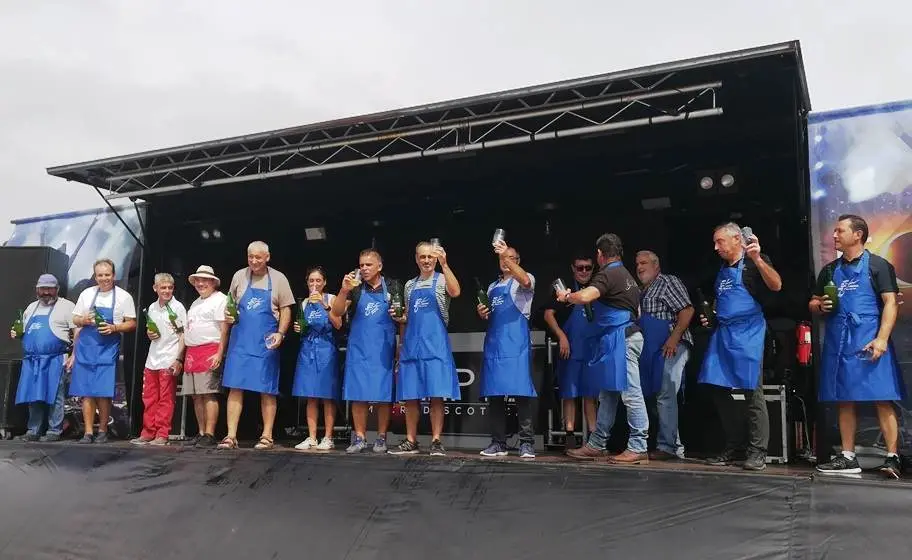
left=429, top=440, right=446, bottom=456
left=816, top=455, right=862, bottom=475
left=388, top=439, right=420, bottom=455
left=878, top=455, right=902, bottom=479
left=705, top=451, right=736, bottom=466
left=743, top=453, right=767, bottom=471
left=94, top=432, right=110, bottom=444
left=182, top=434, right=203, bottom=447
left=195, top=434, right=217, bottom=449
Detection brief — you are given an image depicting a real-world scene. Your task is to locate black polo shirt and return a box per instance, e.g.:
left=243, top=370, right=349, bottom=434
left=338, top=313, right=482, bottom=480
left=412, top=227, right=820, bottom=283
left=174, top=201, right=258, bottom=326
left=815, top=252, right=898, bottom=298
left=542, top=279, right=589, bottom=327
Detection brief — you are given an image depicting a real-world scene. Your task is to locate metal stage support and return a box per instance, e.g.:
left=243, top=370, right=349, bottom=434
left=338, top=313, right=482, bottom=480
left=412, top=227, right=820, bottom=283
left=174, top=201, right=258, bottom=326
left=49, top=75, right=725, bottom=200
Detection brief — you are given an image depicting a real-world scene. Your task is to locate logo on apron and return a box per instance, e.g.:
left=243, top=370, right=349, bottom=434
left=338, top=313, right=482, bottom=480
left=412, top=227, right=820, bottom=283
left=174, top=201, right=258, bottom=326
left=718, top=278, right=734, bottom=293
left=412, top=296, right=430, bottom=312
left=363, top=301, right=381, bottom=317
left=837, top=279, right=859, bottom=297
left=246, top=296, right=264, bottom=310
left=27, top=322, right=43, bottom=335
left=491, top=295, right=505, bottom=307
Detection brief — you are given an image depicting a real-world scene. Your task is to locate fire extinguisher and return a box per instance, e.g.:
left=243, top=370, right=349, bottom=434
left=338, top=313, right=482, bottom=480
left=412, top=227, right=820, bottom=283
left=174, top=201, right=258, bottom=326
left=797, top=321, right=812, bottom=366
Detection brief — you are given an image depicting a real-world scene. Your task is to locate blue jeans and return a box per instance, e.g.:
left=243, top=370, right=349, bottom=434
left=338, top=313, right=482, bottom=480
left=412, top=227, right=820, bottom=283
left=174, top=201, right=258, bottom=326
left=655, top=344, right=689, bottom=457
left=26, top=376, right=67, bottom=437
left=588, top=332, right=648, bottom=453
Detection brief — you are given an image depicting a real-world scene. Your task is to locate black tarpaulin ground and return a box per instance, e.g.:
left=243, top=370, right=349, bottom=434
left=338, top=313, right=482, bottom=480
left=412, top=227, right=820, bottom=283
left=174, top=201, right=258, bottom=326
left=0, top=443, right=908, bottom=560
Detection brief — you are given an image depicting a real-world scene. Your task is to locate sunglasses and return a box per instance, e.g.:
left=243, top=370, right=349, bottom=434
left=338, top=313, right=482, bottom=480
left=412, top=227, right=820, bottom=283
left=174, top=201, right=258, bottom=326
left=574, top=265, right=593, bottom=272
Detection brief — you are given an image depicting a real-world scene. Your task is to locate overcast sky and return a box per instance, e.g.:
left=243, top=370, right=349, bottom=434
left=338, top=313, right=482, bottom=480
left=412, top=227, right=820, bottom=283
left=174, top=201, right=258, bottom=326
left=1, top=0, right=909, bottom=240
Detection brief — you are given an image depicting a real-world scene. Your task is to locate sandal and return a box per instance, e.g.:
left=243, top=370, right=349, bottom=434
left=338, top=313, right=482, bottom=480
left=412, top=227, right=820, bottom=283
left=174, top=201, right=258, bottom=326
left=254, top=436, right=274, bottom=450
left=217, top=436, right=238, bottom=450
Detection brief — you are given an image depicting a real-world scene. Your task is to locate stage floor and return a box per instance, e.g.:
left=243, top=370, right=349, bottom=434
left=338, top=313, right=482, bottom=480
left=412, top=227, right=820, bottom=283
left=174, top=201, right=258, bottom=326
left=1, top=441, right=908, bottom=559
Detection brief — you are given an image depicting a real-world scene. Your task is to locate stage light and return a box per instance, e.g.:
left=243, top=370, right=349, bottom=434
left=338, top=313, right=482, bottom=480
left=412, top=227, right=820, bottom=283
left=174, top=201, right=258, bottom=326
left=305, top=227, right=327, bottom=241
left=200, top=230, right=210, bottom=240
left=212, top=229, right=222, bottom=239
left=699, top=177, right=714, bottom=190
left=720, top=174, right=735, bottom=188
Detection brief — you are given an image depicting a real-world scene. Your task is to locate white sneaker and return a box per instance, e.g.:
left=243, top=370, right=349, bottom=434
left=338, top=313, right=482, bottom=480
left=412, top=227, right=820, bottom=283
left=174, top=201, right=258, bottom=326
left=294, top=437, right=318, bottom=450
left=316, top=437, right=335, bottom=450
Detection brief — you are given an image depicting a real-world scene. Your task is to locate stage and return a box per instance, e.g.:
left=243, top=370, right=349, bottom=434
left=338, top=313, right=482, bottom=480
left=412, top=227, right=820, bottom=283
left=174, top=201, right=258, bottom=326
left=0, top=441, right=907, bottom=559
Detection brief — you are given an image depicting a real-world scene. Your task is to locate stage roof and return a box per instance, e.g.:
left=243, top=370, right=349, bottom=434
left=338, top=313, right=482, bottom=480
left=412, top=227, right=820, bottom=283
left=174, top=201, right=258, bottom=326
left=47, top=41, right=810, bottom=201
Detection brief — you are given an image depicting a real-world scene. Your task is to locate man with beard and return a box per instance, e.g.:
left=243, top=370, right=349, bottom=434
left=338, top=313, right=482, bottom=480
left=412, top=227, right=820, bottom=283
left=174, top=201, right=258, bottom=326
left=562, top=234, right=646, bottom=464
left=388, top=241, right=461, bottom=456
left=131, top=273, right=187, bottom=446
left=698, top=223, right=781, bottom=471
left=10, top=274, right=76, bottom=442
left=542, top=253, right=598, bottom=450
left=219, top=242, right=295, bottom=450
left=331, top=249, right=398, bottom=454
left=181, top=266, right=228, bottom=448
left=811, top=215, right=905, bottom=478
left=634, top=250, right=694, bottom=460
left=71, top=259, right=137, bottom=443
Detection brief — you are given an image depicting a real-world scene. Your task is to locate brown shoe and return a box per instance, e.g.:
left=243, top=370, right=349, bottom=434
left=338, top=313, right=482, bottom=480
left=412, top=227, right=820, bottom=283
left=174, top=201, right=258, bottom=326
left=607, top=450, right=648, bottom=464
left=648, top=450, right=678, bottom=461
left=566, top=445, right=608, bottom=460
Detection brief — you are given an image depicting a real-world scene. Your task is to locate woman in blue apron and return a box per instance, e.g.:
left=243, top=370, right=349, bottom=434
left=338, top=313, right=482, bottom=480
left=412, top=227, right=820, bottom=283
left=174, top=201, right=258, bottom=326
left=292, top=268, right=342, bottom=451
left=219, top=272, right=281, bottom=450
left=585, top=262, right=635, bottom=394
left=70, top=287, right=121, bottom=443
left=343, top=276, right=396, bottom=452
left=16, top=302, right=69, bottom=439
left=398, top=272, right=460, bottom=401
left=698, top=259, right=766, bottom=389
left=819, top=250, right=904, bottom=402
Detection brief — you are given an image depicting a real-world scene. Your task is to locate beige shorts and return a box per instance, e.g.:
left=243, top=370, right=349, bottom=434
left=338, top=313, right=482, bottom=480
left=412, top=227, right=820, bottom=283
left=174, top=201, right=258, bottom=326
left=179, top=371, right=221, bottom=396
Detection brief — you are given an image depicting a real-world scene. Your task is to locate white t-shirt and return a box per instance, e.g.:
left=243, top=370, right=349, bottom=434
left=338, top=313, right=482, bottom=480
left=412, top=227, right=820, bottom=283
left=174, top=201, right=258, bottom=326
left=23, top=298, right=76, bottom=343
left=72, top=286, right=137, bottom=324
left=184, top=292, right=228, bottom=347
left=144, top=298, right=187, bottom=370
left=487, top=274, right=536, bottom=319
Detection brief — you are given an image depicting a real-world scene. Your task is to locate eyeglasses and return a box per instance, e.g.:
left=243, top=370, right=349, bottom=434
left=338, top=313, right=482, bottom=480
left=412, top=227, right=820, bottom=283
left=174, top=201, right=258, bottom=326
left=574, top=265, right=593, bottom=272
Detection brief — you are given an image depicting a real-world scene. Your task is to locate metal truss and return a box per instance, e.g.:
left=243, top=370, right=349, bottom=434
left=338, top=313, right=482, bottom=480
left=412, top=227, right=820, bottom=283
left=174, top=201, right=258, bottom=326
left=57, top=75, right=724, bottom=201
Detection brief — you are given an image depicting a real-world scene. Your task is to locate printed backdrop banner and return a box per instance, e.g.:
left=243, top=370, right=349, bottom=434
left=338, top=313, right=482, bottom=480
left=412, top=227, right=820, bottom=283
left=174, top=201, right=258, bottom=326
left=808, top=100, right=912, bottom=457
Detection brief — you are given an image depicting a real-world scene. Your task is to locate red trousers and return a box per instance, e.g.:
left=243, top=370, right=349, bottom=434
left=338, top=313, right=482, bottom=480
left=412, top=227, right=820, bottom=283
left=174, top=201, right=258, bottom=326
left=141, top=368, right=176, bottom=439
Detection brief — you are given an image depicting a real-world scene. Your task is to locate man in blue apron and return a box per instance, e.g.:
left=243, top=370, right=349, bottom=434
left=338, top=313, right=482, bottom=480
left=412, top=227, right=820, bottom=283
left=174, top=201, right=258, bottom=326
left=219, top=241, right=295, bottom=450
left=71, top=258, right=138, bottom=443
left=698, top=223, right=782, bottom=471
left=477, top=241, right=538, bottom=459
left=388, top=241, right=461, bottom=457
left=11, top=274, right=76, bottom=442
left=562, top=234, right=647, bottom=464
left=635, top=250, right=694, bottom=460
left=331, top=249, right=398, bottom=454
left=811, top=214, right=905, bottom=479
left=542, top=253, right=598, bottom=450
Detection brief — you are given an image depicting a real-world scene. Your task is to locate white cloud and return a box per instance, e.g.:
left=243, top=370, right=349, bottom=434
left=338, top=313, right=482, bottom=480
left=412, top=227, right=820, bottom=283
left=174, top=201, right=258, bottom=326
left=1, top=0, right=910, bottom=239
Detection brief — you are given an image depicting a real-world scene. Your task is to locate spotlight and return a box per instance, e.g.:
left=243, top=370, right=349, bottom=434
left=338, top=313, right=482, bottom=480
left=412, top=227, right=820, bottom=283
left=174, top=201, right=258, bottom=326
left=212, top=229, right=222, bottom=239
left=720, top=174, right=735, bottom=188
left=201, top=230, right=210, bottom=240
left=699, top=177, right=714, bottom=190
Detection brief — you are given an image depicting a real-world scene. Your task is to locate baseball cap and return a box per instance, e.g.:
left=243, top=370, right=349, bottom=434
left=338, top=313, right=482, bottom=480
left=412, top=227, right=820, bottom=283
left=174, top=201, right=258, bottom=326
left=36, top=274, right=59, bottom=288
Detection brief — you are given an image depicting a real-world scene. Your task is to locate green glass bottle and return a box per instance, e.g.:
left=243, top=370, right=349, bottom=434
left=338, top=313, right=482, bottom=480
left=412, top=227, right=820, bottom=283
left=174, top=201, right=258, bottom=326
left=389, top=281, right=404, bottom=318
left=146, top=311, right=160, bottom=336
left=823, top=280, right=839, bottom=312
left=11, top=310, right=24, bottom=338
left=93, top=308, right=106, bottom=326
left=296, top=298, right=309, bottom=334
left=166, top=303, right=178, bottom=324
left=475, top=277, right=490, bottom=308
left=226, top=292, right=239, bottom=322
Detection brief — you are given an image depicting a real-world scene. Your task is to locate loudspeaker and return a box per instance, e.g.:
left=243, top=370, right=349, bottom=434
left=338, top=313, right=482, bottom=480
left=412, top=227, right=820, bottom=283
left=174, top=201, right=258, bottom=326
left=0, top=247, right=69, bottom=360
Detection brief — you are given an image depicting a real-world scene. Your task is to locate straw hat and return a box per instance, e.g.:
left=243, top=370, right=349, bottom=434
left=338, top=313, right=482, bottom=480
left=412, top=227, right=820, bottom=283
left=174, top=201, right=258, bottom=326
left=188, top=265, right=221, bottom=286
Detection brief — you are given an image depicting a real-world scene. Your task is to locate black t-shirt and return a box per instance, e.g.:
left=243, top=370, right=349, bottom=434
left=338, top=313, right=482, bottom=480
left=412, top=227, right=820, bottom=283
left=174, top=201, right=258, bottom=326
left=589, top=264, right=640, bottom=317
left=543, top=279, right=589, bottom=327
left=814, top=252, right=898, bottom=296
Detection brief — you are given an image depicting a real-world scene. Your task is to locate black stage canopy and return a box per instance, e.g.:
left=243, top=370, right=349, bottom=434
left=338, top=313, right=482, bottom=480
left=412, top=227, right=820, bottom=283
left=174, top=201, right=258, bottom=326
left=1, top=442, right=908, bottom=559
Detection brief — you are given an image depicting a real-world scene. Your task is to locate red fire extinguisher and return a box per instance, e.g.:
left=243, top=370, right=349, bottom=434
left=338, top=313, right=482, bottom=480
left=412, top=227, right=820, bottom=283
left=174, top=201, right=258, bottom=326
left=797, top=321, right=812, bottom=366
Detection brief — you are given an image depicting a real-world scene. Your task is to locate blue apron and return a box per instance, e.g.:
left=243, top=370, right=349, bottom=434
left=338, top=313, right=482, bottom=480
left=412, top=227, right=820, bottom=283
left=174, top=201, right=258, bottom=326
left=397, top=273, right=460, bottom=401
left=698, top=258, right=766, bottom=390
left=480, top=278, right=537, bottom=398
left=819, top=250, right=905, bottom=402
left=638, top=279, right=676, bottom=397
left=342, top=279, right=396, bottom=402
left=584, top=262, right=635, bottom=393
left=556, top=281, right=597, bottom=398
left=70, top=288, right=120, bottom=398
left=16, top=302, right=68, bottom=405
left=292, top=296, right=340, bottom=400
left=222, top=272, right=280, bottom=394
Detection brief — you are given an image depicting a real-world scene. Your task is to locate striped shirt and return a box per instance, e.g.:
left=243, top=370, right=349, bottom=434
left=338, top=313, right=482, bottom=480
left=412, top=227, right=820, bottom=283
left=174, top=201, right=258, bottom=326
left=405, top=273, right=451, bottom=325
left=640, top=273, right=694, bottom=346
